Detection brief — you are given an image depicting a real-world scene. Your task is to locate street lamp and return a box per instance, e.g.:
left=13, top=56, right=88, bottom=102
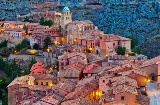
left=47, top=48, right=50, bottom=53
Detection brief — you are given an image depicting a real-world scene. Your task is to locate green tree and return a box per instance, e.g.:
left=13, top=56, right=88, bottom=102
left=43, top=36, right=51, bottom=49
left=1, top=48, right=10, bottom=57
left=0, top=40, right=8, bottom=48
left=126, top=36, right=138, bottom=49
left=40, top=17, right=45, bottom=25
left=132, top=46, right=141, bottom=54
left=23, top=24, right=28, bottom=34
left=21, top=38, right=30, bottom=48
left=15, top=43, right=22, bottom=51
left=117, top=46, right=126, bottom=55
left=45, top=20, right=53, bottom=27
left=29, top=58, right=37, bottom=70
left=33, top=43, right=40, bottom=50
left=23, top=17, right=33, bottom=23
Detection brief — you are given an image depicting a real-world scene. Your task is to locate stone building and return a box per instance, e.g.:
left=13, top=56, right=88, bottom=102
left=100, top=34, right=131, bottom=56
left=66, top=20, right=97, bottom=44
left=58, top=52, right=87, bottom=71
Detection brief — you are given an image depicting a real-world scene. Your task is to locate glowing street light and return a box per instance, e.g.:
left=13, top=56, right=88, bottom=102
left=14, top=50, right=18, bottom=54
left=105, top=54, right=108, bottom=57
left=30, top=49, right=36, bottom=54
left=47, top=48, right=50, bottom=53
left=54, top=41, right=58, bottom=45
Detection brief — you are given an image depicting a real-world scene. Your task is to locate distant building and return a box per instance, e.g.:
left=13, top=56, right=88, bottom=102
left=61, top=6, right=72, bottom=29
left=7, top=62, right=57, bottom=105
left=66, top=20, right=97, bottom=44
left=140, top=56, right=160, bottom=88
left=58, top=52, right=87, bottom=71
left=100, top=34, right=131, bottom=56
left=29, top=25, right=61, bottom=48
left=17, top=6, right=72, bottom=30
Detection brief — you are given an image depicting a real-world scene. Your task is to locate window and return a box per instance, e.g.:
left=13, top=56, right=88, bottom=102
left=103, top=80, right=105, bottom=83
left=113, top=43, right=115, bottom=46
left=46, top=82, right=48, bottom=86
left=118, top=41, right=120, bottom=45
left=23, top=92, right=26, bottom=96
left=41, top=82, right=43, bottom=85
left=115, top=73, right=118, bottom=76
left=36, top=82, right=38, bottom=85
left=121, top=96, right=125, bottom=100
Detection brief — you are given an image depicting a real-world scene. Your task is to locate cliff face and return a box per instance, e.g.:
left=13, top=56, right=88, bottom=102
left=72, top=1, right=159, bottom=44
left=71, top=1, right=159, bottom=58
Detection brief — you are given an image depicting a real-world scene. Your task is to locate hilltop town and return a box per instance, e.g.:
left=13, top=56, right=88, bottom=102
left=0, top=2, right=159, bottom=105
left=0, top=0, right=159, bottom=58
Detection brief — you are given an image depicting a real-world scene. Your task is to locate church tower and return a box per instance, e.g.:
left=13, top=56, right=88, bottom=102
left=61, top=6, right=72, bottom=29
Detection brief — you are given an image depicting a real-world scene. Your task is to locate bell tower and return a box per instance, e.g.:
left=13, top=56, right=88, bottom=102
left=61, top=6, right=72, bottom=29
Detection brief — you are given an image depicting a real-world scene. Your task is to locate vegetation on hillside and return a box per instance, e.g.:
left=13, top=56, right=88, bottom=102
left=15, top=38, right=30, bottom=51
left=43, top=36, right=51, bottom=49
left=40, top=17, right=53, bottom=27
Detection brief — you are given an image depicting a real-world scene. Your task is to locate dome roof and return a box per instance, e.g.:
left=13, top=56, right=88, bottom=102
left=63, top=6, right=70, bottom=12
left=30, top=62, right=46, bottom=74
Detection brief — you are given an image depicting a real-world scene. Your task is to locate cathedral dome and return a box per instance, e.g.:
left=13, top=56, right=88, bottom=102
left=63, top=6, right=70, bottom=12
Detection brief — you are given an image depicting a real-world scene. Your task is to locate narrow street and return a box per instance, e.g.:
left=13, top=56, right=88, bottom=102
left=146, top=82, right=160, bottom=105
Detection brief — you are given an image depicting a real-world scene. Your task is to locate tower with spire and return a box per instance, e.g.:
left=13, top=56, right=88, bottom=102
left=61, top=6, right=72, bottom=29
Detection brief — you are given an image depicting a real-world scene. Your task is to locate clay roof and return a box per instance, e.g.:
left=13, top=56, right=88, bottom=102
left=52, top=80, right=77, bottom=92
left=118, top=69, right=148, bottom=77
left=67, top=63, right=86, bottom=71
left=7, top=75, right=35, bottom=87
left=61, top=97, right=100, bottom=105
left=136, top=94, right=150, bottom=105
left=30, top=74, right=56, bottom=80
left=26, top=85, right=52, bottom=91
left=30, top=62, right=46, bottom=74
left=102, top=34, right=130, bottom=42
left=87, top=54, right=105, bottom=64
left=108, top=55, right=128, bottom=60
left=101, top=75, right=138, bottom=89
left=59, top=69, right=80, bottom=78
left=83, top=63, right=101, bottom=74
left=113, top=84, right=138, bottom=95
left=141, top=56, right=160, bottom=68
left=40, top=92, right=64, bottom=105
left=7, top=74, right=56, bottom=88
left=64, top=83, right=97, bottom=101
left=5, top=28, right=25, bottom=32
left=76, top=76, right=99, bottom=87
